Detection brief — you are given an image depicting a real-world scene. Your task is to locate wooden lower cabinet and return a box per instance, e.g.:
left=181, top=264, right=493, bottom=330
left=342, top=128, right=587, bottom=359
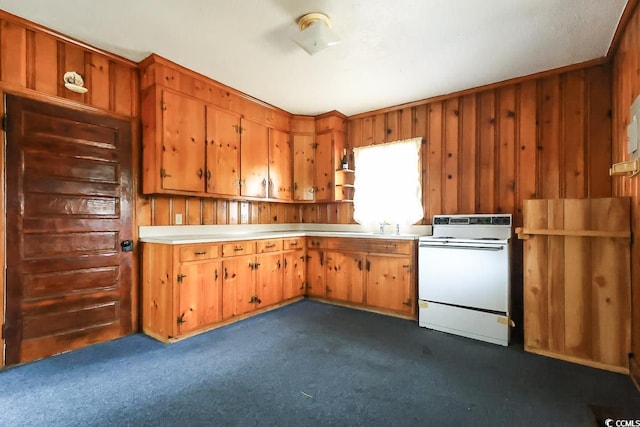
left=325, top=251, right=364, bottom=304
left=222, top=243, right=284, bottom=320
left=306, top=238, right=417, bottom=319
left=365, top=254, right=413, bottom=315
left=306, top=248, right=326, bottom=297
left=142, top=242, right=222, bottom=341
left=222, top=255, right=255, bottom=319
left=177, top=260, right=222, bottom=335
left=283, top=238, right=306, bottom=299
left=143, top=238, right=291, bottom=342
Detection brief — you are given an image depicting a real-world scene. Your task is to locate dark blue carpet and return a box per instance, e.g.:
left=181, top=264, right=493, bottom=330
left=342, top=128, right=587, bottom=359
left=1, top=300, right=638, bottom=426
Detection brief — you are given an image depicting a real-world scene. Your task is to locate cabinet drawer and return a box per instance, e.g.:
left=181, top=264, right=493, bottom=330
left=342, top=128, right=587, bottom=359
left=307, top=238, right=325, bottom=249
left=179, top=244, right=219, bottom=262
left=283, top=237, right=304, bottom=250
left=222, top=241, right=255, bottom=257
left=257, top=239, right=283, bottom=253
left=327, top=238, right=414, bottom=255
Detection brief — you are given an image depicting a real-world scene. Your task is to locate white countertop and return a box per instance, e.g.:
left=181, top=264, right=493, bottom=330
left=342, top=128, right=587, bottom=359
left=139, top=224, right=432, bottom=245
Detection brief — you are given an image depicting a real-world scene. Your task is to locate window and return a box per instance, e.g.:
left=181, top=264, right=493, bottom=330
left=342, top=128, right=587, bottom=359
left=352, top=137, right=423, bottom=226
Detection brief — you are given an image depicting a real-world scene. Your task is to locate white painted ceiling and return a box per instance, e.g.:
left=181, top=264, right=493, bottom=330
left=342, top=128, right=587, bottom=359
left=0, top=0, right=628, bottom=116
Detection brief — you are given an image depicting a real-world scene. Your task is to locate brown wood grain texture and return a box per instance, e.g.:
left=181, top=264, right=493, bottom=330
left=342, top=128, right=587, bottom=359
left=5, top=95, right=133, bottom=364
left=522, top=198, right=630, bottom=372
left=478, top=91, right=496, bottom=212
left=443, top=98, right=459, bottom=214
left=612, top=1, right=640, bottom=385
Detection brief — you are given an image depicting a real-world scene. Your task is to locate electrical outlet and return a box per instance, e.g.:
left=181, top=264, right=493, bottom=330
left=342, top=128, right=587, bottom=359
left=175, top=213, right=183, bottom=225
left=240, top=202, right=249, bottom=224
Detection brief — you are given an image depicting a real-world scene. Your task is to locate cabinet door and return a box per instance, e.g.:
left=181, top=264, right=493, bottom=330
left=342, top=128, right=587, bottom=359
left=177, top=260, right=222, bottom=335
left=222, top=256, right=255, bottom=318
left=240, top=119, right=269, bottom=198
left=306, top=249, right=326, bottom=297
left=326, top=251, right=364, bottom=303
left=292, top=134, right=315, bottom=201
left=255, top=252, right=283, bottom=308
left=365, top=255, right=413, bottom=314
left=161, top=90, right=205, bottom=192
left=283, top=250, right=306, bottom=299
left=269, top=128, right=292, bottom=200
left=314, top=132, right=334, bottom=202
left=206, top=106, right=241, bottom=196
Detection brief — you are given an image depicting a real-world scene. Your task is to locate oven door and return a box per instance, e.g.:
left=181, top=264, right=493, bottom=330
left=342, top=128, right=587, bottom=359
left=418, top=239, right=509, bottom=313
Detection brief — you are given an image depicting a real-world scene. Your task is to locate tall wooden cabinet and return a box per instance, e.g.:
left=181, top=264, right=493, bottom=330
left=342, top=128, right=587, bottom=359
left=518, top=197, right=631, bottom=373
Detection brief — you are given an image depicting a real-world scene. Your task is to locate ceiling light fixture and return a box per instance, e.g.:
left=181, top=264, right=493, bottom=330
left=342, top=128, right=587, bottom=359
left=293, top=12, right=341, bottom=56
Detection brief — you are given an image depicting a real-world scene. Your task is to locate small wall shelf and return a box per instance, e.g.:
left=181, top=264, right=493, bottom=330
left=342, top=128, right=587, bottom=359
left=334, top=168, right=354, bottom=202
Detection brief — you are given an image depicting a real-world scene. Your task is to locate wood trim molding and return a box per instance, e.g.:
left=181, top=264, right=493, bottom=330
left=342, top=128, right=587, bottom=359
left=0, top=9, right=137, bottom=67
left=348, top=57, right=609, bottom=119
left=607, top=0, right=640, bottom=58
left=138, top=53, right=292, bottom=117
left=0, top=81, right=137, bottom=121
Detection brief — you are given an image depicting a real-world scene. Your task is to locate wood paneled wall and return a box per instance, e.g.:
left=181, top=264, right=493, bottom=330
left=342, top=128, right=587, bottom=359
left=347, top=65, right=613, bottom=227
left=139, top=197, right=355, bottom=226
left=612, top=0, right=640, bottom=388
left=0, top=10, right=139, bottom=367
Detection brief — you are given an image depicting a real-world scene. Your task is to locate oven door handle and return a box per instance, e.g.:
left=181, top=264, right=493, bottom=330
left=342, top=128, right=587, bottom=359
left=418, top=243, right=504, bottom=251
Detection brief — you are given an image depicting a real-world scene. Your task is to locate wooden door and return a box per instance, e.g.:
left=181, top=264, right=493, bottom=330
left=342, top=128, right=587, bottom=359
left=205, top=106, right=241, bottom=196
left=283, top=251, right=305, bottom=299
left=306, top=249, right=326, bottom=297
left=325, top=251, right=364, bottom=303
left=366, top=255, right=413, bottom=314
left=176, top=260, right=221, bottom=335
left=240, top=119, right=269, bottom=198
left=161, top=90, right=205, bottom=192
left=222, top=256, right=254, bottom=318
left=268, top=128, right=292, bottom=200
left=255, top=253, right=283, bottom=307
left=5, top=94, right=133, bottom=365
left=314, top=132, right=334, bottom=202
left=293, top=134, right=315, bottom=201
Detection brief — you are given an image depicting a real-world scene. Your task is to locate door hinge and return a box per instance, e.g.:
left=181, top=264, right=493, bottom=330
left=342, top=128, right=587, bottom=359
left=160, top=168, right=172, bottom=179
left=177, top=273, right=187, bottom=283
left=1, top=114, right=7, bottom=132
left=233, top=125, right=244, bottom=134
left=177, top=314, right=186, bottom=325
left=311, top=142, right=319, bottom=149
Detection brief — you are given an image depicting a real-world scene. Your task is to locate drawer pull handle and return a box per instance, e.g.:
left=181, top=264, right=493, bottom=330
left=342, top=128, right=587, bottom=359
left=289, top=241, right=298, bottom=246
left=234, top=247, right=244, bottom=252
left=194, top=251, right=207, bottom=255
left=265, top=243, right=276, bottom=249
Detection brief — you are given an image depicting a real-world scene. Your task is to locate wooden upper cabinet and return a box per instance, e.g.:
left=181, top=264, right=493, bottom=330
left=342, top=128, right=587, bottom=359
left=140, top=55, right=294, bottom=199
left=206, top=106, right=241, bottom=196
left=314, top=132, right=334, bottom=202
left=240, top=119, right=269, bottom=198
left=293, top=134, right=315, bottom=201
left=269, top=128, right=292, bottom=200
left=161, top=90, right=206, bottom=192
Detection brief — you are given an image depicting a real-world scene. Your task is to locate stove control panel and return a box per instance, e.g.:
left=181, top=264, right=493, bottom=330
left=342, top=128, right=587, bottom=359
left=433, top=214, right=512, bottom=226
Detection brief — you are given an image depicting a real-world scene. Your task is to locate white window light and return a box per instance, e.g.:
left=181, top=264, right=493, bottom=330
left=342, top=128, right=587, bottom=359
left=353, top=137, right=424, bottom=227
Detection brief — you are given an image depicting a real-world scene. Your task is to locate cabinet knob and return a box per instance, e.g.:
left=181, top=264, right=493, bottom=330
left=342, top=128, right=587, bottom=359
left=197, top=168, right=204, bottom=179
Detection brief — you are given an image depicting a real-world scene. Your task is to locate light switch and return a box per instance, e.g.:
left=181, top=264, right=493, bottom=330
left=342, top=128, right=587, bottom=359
left=629, top=95, right=640, bottom=160
left=175, top=213, right=183, bottom=225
